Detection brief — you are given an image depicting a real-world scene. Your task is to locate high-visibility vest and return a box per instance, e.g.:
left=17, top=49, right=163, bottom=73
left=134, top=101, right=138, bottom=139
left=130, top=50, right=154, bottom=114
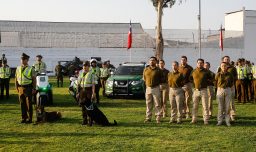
left=79, top=71, right=94, bottom=88
left=100, top=67, right=109, bottom=78
left=236, top=66, right=247, bottom=80
left=252, top=66, right=256, bottom=79
left=16, top=66, right=33, bottom=85
left=0, top=66, right=11, bottom=78
left=33, top=61, right=46, bottom=73
left=90, top=67, right=100, bottom=84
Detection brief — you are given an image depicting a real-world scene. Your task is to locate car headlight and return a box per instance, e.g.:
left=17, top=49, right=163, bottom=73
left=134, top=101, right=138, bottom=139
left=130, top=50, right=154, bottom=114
left=106, top=80, right=113, bottom=87
left=131, top=80, right=142, bottom=86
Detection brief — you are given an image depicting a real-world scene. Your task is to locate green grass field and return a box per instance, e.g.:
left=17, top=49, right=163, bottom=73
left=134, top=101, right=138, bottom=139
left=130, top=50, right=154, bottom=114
left=0, top=77, right=255, bottom=152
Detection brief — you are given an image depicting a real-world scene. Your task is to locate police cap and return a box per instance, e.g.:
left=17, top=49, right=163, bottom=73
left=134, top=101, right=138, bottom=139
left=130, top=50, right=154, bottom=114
left=36, top=54, right=43, bottom=58
left=21, top=53, right=30, bottom=60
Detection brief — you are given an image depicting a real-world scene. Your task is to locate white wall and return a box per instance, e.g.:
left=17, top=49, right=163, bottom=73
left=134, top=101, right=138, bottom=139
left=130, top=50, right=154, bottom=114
left=225, top=11, right=244, bottom=31
left=244, top=11, right=256, bottom=63
left=1, top=47, right=243, bottom=74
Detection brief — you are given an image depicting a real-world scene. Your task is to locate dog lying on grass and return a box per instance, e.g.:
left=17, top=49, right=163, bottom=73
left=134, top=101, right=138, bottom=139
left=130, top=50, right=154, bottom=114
left=36, top=108, right=62, bottom=123
left=79, top=90, right=117, bottom=126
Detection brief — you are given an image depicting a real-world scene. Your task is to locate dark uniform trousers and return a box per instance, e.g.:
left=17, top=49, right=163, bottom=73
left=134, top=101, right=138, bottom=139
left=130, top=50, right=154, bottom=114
left=95, top=81, right=100, bottom=103
left=79, top=87, right=92, bottom=123
left=57, top=75, right=63, bottom=87
left=0, top=78, right=10, bottom=99
left=18, top=86, right=33, bottom=120
left=236, top=79, right=246, bottom=103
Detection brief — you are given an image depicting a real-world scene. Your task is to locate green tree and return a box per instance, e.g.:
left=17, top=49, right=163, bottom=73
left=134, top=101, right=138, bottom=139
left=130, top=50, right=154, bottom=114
left=151, top=0, right=183, bottom=60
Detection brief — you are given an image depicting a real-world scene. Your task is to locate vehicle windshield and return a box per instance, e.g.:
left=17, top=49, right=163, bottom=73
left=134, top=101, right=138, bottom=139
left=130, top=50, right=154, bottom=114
left=115, top=66, right=144, bottom=75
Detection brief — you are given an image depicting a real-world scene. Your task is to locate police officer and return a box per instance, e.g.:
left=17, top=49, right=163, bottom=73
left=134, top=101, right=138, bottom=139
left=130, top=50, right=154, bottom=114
left=216, top=62, right=234, bottom=126
left=190, top=59, right=212, bottom=125
left=55, top=61, right=64, bottom=87
left=218, top=56, right=237, bottom=121
left=15, top=53, right=36, bottom=123
left=204, top=62, right=215, bottom=117
left=77, top=61, right=95, bottom=125
left=33, top=55, right=47, bottom=75
left=0, top=60, right=11, bottom=99
left=143, top=56, right=163, bottom=123
left=168, top=61, right=185, bottom=124
left=178, top=56, right=193, bottom=119
left=90, top=59, right=100, bottom=104
left=100, top=62, right=110, bottom=96
left=158, top=59, right=169, bottom=118
left=236, top=59, right=247, bottom=103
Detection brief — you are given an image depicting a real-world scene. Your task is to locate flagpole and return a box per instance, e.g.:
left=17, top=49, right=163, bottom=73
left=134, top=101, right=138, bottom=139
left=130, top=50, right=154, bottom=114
left=129, top=48, right=131, bottom=62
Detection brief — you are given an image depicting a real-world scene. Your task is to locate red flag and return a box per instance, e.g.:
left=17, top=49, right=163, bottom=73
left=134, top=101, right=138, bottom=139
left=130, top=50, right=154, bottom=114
left=219, top=25, right=223, bottom=51
left=127, top=21, right=132, bottom=49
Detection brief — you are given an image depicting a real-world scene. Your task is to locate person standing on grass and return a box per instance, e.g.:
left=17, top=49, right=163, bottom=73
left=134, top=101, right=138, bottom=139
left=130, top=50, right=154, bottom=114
left=204, top=62, right=215, bottom=118
left=100, top=62, right=110, bottom=97
left=215, top=62, right=234, bottom=127
left=158, top=59, right=169, bottom=118
left=15, top=53, right=36, bottom=124
left=168, top=61, right=185, bottom=124
left=218, top=56, right=237, bottom=121
left=143, top=56, right=163, bottom=124
left=77, top=61, right=95, bottom=125
left=0, top=60, right=11, bottom=100
left=55, top=62, right=64, bottom=87
left=178, top=56, right=193, bottom=119
left=190, top=58, right=212, bottom=125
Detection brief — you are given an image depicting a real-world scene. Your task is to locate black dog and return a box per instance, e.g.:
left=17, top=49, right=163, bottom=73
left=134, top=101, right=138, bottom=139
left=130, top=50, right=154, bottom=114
left=36, top=108, right=62, bottom=123
left=84, top=104, right=117, bottom=126
left=79, top=91, right=117, bottom=126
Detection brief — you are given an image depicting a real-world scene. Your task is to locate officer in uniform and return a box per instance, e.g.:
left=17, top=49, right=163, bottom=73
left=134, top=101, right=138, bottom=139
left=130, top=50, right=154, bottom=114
left=15, top=53, right=36, bottom=123
left=143, top=56, right=163, bottom=123
left=236, top=59, right=247, bottom=103
left=204, top=62, right=215, bottom=117
left=158, top=59, right=169, bottom=118
left=0, top=60, right=11, bottom=99
left=33, top=55, right=47, bottom=75
left=168, top=61, right=185, bottom=124
left=90, top=59, right=100, bottom=104
left=55, top=61, right=64, bottom=87
left=190, top=59, right=212, bottom=125
left=100, top=62, right=110, bottom=96
left=218, top=56, right=237, bottom=121
left=178, top=56, right=193, bottom=119
left=215, top=62, right=234, bottom=126
left=77, top=61, right=95, bottom=125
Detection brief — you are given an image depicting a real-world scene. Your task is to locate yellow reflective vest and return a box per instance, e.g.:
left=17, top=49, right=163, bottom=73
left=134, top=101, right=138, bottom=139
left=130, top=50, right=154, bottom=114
left=16, top=66, right=33, bottom=85
left=236, top=66, right=247, bottom=80
left=33, top=61, right=47, bottom=73
left=0, top=66, right=11, bottom=78
left=78, top=71, right=95, bottom=88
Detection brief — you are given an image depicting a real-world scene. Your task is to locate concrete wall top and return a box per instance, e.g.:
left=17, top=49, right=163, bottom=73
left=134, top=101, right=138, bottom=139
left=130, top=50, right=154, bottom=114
left=0, top=20, right=144, bottom=34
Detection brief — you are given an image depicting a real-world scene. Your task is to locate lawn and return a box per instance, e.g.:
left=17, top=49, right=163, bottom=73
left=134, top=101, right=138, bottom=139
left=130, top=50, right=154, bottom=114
left=0, top=77, right=255, bottom=152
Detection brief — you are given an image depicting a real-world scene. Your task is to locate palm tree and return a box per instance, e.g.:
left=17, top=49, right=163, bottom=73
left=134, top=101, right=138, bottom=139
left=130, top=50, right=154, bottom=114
left=151, top=0, right=183, bottom=60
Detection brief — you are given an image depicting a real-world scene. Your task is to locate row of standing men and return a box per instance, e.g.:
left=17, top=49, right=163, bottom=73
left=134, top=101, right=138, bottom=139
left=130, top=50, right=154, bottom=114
left=143, top=55, right=256, bottom=126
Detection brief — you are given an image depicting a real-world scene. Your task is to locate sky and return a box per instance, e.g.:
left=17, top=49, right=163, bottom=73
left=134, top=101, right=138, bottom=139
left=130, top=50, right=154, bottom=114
left=0, top=0, right=255, bottom=30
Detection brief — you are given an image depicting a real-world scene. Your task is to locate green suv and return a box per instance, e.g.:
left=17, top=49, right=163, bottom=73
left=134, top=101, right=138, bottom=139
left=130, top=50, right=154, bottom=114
left=105, top=62, right=146, bottom=97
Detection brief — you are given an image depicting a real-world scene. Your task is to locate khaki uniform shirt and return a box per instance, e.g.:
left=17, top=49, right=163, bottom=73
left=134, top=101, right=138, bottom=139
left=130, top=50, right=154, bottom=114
left=190, top=68, right=212, bottom=89
left=143, top=66, right=163, bottom=87
left=178, top=64, right=193, bottom=84
left=215, top=71, right=234, bottom=88
left=168, top=71, right=184, bottom=88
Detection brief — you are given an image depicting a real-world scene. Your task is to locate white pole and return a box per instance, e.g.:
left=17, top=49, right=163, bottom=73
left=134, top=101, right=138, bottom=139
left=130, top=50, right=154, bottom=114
left=129, top=48, right=131, bottom=62
left=198, top=0, right=201, bottom=58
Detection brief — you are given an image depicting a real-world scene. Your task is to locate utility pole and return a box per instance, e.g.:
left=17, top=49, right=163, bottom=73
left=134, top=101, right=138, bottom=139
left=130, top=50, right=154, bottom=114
left=198, top=0, right=201, bottom=58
